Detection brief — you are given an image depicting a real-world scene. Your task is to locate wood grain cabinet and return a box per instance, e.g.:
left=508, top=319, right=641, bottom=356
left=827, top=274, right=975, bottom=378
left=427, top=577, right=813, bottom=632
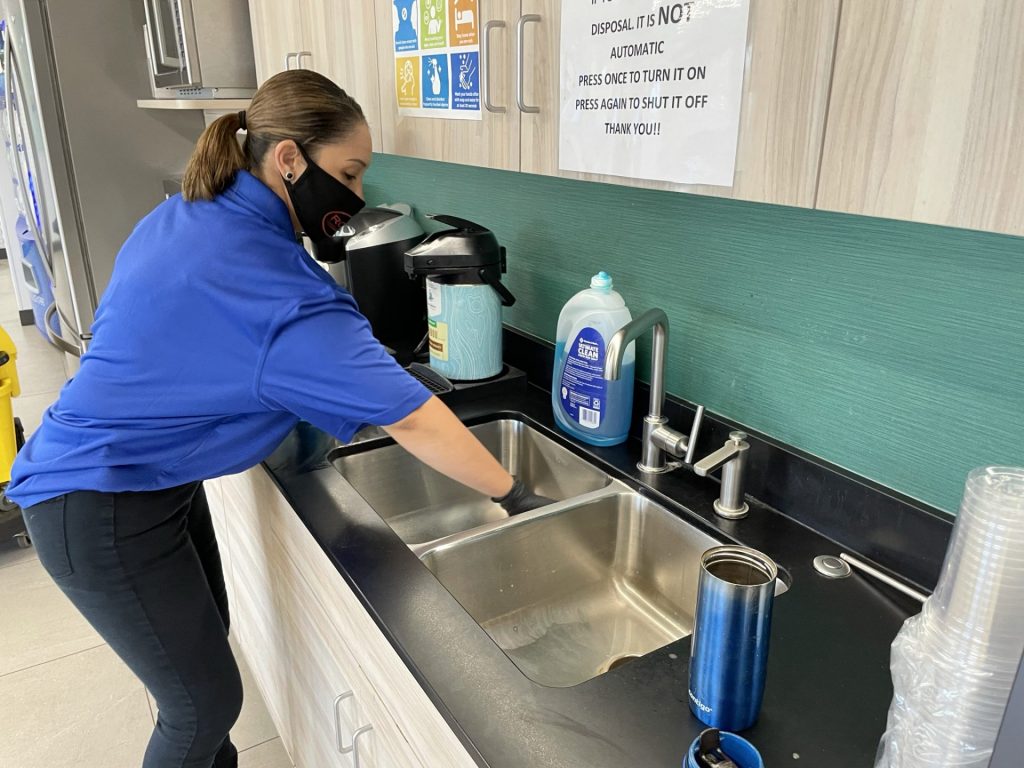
left=816, top=0, right=1024, bottom=235
left=247, top=0, right=313, bottom=83
left=366, top=0, right=840, bottom=205
left=248, top=0, right=384, bottom=148
left=206, top=470, right=478, bottom=768
left=246, top=1, right=1024, bottom=231
left=519, top=0, right=842, bottom=207
left=372, top=0, right=522, bottom=170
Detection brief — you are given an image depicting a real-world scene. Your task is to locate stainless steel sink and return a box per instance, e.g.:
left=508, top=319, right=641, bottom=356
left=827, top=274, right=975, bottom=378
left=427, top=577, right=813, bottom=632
left=419, top=492, right=727, bottom=687
left=329, top=419, right=610, bottom=546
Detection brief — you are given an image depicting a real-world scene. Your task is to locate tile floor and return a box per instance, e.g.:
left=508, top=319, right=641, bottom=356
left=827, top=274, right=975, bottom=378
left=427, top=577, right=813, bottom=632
left=0, top=265, right=291, bottom=767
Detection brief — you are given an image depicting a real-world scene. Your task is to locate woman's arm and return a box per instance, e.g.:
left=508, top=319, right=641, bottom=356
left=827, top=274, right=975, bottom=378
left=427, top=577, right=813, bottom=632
left=258, top=302, right=548, bottom=511
left=383, top=396, right=515, bottom=498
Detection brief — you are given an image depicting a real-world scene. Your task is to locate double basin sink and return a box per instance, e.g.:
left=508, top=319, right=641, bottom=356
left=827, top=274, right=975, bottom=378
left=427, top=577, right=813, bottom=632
left=328, top=418, right=756, bottom=688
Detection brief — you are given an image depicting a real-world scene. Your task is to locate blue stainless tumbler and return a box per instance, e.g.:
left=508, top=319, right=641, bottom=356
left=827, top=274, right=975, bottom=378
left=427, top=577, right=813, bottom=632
left=688, top=545, right=778, bottom=731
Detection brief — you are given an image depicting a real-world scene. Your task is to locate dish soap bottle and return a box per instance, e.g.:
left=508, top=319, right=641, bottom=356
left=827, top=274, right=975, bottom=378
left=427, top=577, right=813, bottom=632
left=552, top=272, right=635, bottom=446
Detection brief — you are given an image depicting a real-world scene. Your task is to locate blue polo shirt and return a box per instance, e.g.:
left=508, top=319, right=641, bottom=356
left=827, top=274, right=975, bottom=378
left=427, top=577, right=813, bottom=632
left=7, top=171, right=431, bottom=508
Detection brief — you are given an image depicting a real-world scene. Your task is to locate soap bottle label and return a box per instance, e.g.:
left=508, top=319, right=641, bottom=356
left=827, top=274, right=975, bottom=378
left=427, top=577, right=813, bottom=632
left=560, top=327, right=607, bottom=429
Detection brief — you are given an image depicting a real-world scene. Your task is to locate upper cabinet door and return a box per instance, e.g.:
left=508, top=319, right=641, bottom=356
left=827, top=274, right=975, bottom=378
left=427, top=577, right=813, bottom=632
left=309, top=0, right=383, bottom=149
left=817, top=0, right=1024, bottom=236
left=248, top=0, right=311, bottom=84
left=374, top=0, right=522, bottom=171
left=518, top=0, right=841, bottom=208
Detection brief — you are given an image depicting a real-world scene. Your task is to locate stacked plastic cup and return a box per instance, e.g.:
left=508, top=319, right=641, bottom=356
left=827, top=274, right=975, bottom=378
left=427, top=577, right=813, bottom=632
left=876, top=467, right=1024, bottom=768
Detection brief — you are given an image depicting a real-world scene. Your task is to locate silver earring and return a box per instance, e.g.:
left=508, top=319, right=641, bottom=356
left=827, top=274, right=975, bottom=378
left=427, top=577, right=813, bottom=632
left=285, top=171, right=295, bottom=181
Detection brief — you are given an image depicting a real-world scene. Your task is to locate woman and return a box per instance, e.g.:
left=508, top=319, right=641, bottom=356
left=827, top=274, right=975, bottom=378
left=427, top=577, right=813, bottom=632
left=7, top=70, right=545, bottom=768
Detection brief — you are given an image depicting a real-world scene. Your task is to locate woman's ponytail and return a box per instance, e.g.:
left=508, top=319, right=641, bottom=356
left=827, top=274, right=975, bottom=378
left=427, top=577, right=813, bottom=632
left=181, top=111, right=246, bottom=202
left=180, top=70, right=366, bottom=203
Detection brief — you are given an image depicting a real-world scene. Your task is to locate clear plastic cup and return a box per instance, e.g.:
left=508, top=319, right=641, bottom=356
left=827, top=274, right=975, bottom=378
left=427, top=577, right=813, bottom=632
left=876, top=467, right=1024, bottom=768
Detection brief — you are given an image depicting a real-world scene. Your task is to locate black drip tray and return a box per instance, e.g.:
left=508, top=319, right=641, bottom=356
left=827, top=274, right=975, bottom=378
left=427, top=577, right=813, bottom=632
left=403, top=362, right=528, bottom=405
left=406, top=363, right=455, bottom=395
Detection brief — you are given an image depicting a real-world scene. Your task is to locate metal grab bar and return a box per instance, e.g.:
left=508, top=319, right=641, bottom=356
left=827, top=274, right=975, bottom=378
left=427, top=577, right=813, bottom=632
left=43, top=304, right=82, bottom=357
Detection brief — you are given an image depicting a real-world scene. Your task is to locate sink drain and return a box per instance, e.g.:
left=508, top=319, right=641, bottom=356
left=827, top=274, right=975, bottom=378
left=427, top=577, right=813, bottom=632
left=603, top=654, right=641, bottom=673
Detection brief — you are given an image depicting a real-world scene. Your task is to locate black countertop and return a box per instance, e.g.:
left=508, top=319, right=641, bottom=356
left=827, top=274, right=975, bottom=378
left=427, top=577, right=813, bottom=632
left=265, top=385, right=917, bottom=768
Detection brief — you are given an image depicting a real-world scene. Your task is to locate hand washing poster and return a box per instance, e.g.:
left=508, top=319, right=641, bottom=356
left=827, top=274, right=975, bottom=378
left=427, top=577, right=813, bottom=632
left=560, top=0, right=750, bottom=186
left=392, top=0, right=482, bottom=120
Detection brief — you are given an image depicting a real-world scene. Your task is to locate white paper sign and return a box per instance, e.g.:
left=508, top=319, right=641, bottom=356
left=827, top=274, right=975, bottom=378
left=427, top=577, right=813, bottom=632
left=559, top=0, right=751, bottom=186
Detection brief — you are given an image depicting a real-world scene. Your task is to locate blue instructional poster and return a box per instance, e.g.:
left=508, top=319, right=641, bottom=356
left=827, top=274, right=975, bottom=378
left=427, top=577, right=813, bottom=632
left=451, top=51, right=480, bottom=111
left=421, top=54, right=450, bottom=109
left=390, top=0, right=481, bottom=120
left=393, top=0, right=419, bottom=52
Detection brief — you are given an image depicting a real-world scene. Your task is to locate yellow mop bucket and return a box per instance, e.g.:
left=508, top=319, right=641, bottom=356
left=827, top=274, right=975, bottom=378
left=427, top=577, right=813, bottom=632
left=0, top=325, right=21, bottom=485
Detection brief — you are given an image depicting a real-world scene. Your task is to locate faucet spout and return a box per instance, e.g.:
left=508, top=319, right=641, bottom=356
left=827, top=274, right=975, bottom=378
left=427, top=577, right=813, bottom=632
left=603, top=308, right=702, bottom=473
left=604, top=308, right=669, bottom=421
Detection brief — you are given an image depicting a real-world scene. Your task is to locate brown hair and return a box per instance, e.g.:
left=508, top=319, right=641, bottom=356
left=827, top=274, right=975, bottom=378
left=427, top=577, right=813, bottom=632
left=181, top=69, right=366, bottom=202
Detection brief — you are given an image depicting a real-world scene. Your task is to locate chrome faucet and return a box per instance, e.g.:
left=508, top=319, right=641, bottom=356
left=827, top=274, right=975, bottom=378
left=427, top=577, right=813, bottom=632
left=603, top=309, right=704, bottom=474
left=694, top=431, right=751, bottom=519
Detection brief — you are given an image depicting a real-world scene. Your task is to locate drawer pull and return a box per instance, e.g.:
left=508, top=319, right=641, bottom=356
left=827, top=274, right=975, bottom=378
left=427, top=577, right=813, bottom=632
left=352, top=724, right=374, bottom=768
left=333, top=690, right=355, bottom=753
left=334, top=690, right=374, bottom=762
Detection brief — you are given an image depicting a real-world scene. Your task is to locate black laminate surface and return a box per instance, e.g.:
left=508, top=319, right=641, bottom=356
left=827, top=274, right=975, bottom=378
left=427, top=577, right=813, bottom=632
left=265, top=387, right=918, bottom=767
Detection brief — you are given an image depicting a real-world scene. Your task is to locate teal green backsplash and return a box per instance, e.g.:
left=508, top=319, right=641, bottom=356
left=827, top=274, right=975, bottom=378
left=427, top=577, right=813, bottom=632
left=366, top=154, right=1024, bottom=514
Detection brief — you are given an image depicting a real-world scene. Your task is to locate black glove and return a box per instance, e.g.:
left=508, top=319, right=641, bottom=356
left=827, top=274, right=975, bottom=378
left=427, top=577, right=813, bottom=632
left=492, top=479, right=554, bottom=515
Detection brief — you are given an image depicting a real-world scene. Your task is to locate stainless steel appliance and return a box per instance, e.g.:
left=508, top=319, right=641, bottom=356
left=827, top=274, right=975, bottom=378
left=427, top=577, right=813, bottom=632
left=330, top=203, right=428, bottom=365
left=142, top=0, right=256, bottom=99
left=0, top=0, right=205, bottom=367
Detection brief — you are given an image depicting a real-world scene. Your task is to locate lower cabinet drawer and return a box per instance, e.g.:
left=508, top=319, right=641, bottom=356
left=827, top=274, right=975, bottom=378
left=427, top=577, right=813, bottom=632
left=221, top=497, right=295, bottom=754
left=273, top=523, right=395, bottom=767
left=222, top=467, right=424, bottom=767
left=260, top=468, right=478, bottom=768
left=272, top=520, right=421, bottom=768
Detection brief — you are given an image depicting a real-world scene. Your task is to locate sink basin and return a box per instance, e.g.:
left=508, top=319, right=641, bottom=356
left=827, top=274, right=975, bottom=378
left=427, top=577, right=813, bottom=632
left=419, top=492, right=726, bottom=687
left=329, top=419, right=610, bottom=546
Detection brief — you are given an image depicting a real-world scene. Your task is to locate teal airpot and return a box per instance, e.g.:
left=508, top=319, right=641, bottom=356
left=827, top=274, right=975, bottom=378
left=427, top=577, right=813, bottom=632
left=405, top=215, right=515, bottom=381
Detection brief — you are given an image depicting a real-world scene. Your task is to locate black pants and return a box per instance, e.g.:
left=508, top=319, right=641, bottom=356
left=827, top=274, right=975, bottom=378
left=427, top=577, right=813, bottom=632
left=23, top=483, right=243, bottom=768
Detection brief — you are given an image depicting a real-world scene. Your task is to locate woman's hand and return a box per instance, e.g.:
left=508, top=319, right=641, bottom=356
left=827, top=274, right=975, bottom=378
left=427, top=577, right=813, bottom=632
left=383, top=397, right=516, bottom=499
left=492, top=479, right=554, bottom=515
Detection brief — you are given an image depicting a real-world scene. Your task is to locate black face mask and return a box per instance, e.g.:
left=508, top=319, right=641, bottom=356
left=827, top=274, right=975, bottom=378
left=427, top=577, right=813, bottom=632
left=283, top=143, right=365, bottom=264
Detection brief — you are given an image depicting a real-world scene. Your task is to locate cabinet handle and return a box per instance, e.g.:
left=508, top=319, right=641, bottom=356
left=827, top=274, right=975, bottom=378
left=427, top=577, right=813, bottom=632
left=284, top=52, right=298, bottom=70
left=142, top=24, right=159, bottom=78
left=352, top=724, right=374, bottom=768
left=482, top=20, right=507, bottom=114
left=515, top=14, right=541, bottom=114
left=333, top=691, right=355, bottom=753
left=297, top=51, right=313, bottom=69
